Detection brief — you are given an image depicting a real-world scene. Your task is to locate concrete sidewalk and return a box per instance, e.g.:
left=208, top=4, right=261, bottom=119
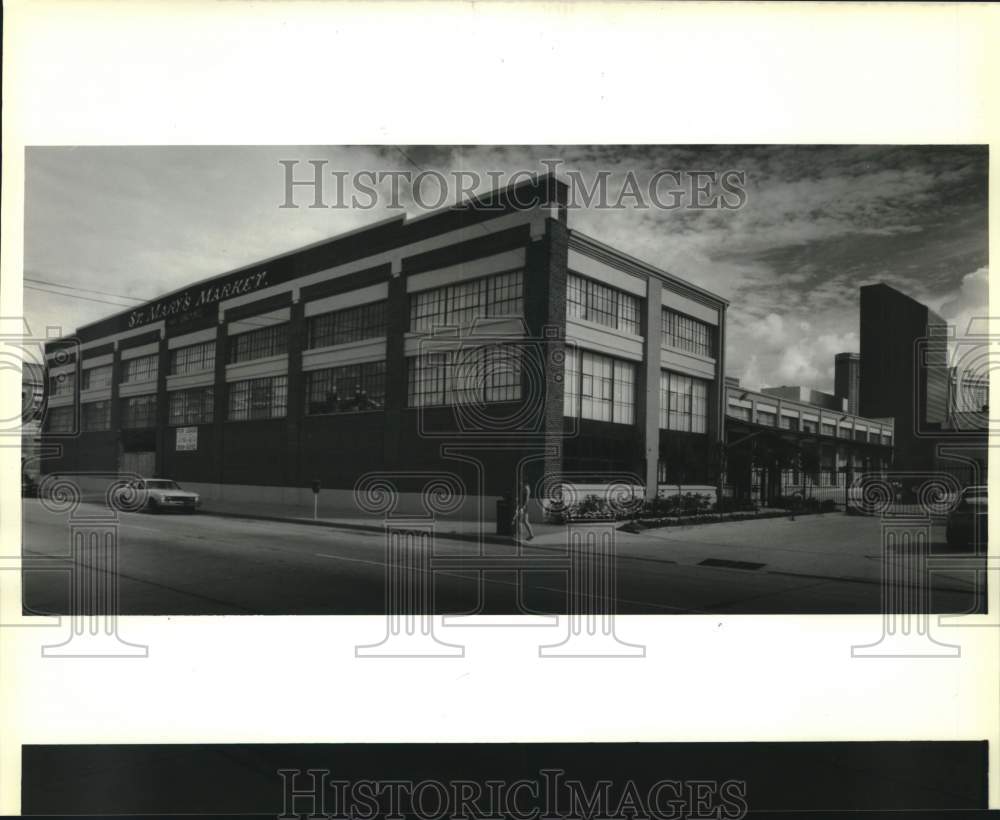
left=198, top=497, right=568, bottom=546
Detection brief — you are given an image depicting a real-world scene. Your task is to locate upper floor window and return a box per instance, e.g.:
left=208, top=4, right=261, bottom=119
left=121, top=394, right=157, bottom=429
left=227, top=375, right=288, bottom=421
left=661, top=308, right=715, bottom=358
left=49, top=371, right=75, bottom=397
left=756, top=410, right=776, bottom=427
left=821, top=423, right=836, bottom=437
left=81, top=365, right=112, bottom=391
left=227, top=324, right=288, bottom=364
left=81, top=400, right=111, bottom=431
left=407, top=345, right=522, bottom=407
left=122, top=354, right=158, bottom=384
left=168, top=386, right=215, bottom=426
left=780, top=415, right=799, bottom=431
left=563, top=347, right=636, bottom=425
left=727, top=404, right=751, bottom=422
left=169, top=340, right=216, bottom=375
left=410, top=271, right=523, bottom=333
left=566, top=274, right=640, bottom=336
left=305, top=361, right=386, bottom=414
left=837, top=426, right=852, bottom=439
left=660, top=370, right=709, bottom=433
left=802, top=420, right=817, bottom=434
left=308, top=301, right=387, bottom=349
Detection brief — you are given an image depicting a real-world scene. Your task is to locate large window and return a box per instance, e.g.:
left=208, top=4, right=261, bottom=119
left=406, top=346, right=522, bottom=407
left=122, top=354, right=158, bottom=384
left=121, top=394, right=157, bottom=429
left=661, top=308, right=715, bottom=358
left=562, top=347, right=636, bottom=424
left=727, top=403, right=751, bottom=422
left=227, top=375, right=288, bottom=420
left=81, top=400, right=111, bottom=431
left=169, top=340, right=216, bottom=375
left=168, top=386, right=215, bottom=425
left=308, top=301, right=387, bottom=349
left=780, top=415, right=799, bottom=431
left=659, top=370, right=709, bottom=433
left=756, top=410, right=777, bottom=427
left=81, top=365, right=112, bottom=391
left=410, top=271, right=523, bottom=333
left=49, top=371, right=75, bottom=397
left=566, top=274, right=640, bottom=336
left=305, top=361, right=386, bottom=414
left=837, top=425, right=851, bottom=440
left=46, top=406, right=74, bottom=433
left=227, top=324, right=288, bottom=364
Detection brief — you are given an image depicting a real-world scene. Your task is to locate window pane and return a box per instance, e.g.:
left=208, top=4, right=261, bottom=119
left=227, top=376, right=287, bottom=420
left=81, top=400, right=110, bottom=431
left=305, top=361, right=386, bottom=414
left=662, top=308, right=714, bottom=357
left=81, top=365, right=112, bottom=391
left=122, top=354, right=158, bottom=384
left=169, top=341, right=216, bottom=375
left=227, top=324, right=288, bottom=364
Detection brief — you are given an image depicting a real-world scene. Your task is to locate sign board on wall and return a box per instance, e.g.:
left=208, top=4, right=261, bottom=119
left=175, top=426, right=198, bottom=451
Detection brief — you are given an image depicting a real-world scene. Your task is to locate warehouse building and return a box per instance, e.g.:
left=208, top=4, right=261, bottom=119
left=724, top=379, right=895, bottom=506
left=41, top=175, right=729, bottom=515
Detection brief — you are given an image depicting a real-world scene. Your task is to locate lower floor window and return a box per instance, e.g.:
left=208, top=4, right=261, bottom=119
left=563, top=347, right=636, bottom=425
left=168, top=386, right=215, bottom=425
left=46, top=405, right=75, bottom=433
left=306, top=361, right=386, bottom=414
left=228, top=375, right=288, bottom=421
left=121, top=394, right=157, bottom=429
left=659, top=370, right=709, bottom=433
left=81, top=400, right=111, bottom=431
left=406, top=346, right=522, bottom=407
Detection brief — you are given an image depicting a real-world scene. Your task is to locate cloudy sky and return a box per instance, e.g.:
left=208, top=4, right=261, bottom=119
left=24, top=145, right=987, bottom=393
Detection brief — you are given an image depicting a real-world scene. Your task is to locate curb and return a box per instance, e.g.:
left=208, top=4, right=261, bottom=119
left=199, top=507, right=519, bottom=546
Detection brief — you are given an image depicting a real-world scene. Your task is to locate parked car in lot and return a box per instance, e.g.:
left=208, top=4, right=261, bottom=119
left=945, top=485, right=987, bottom=551
left=118, top=478, right=201, bottom=513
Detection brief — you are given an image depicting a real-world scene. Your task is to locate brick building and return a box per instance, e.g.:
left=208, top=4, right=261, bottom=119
left=41, top=175, right=729, bottom=515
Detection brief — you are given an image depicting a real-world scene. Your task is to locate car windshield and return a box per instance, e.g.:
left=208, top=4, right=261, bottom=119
left=144, top=480, right=180, bottom=490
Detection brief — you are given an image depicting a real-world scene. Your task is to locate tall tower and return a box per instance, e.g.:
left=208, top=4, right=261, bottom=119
left=834, top=352, right=860, bottom=415
left=859, top=283, right=949, bottom=471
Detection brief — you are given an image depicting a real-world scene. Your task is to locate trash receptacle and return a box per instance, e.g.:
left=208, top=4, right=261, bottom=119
left=496, top=496, right=512, bottom=536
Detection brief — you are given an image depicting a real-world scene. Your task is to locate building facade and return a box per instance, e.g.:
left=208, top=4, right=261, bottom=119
left=725, top=381, right=894, bottom=505
left=41, top=176, right=728, bottom=513
left=834, top=352, right=860, bottom=415
left=859, top=283, right=960, bottom=478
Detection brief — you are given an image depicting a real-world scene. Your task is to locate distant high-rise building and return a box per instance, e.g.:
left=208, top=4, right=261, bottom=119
left=834, top=352, right=860, bottom=415
left=859, top=283, right=949, bottom=471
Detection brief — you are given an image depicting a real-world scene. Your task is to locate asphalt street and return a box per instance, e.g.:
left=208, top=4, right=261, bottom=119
left=20, top=500, right=985, bottom=615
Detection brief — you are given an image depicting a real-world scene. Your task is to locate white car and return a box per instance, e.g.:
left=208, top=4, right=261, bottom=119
left=121, top=478, right=201, bottom=513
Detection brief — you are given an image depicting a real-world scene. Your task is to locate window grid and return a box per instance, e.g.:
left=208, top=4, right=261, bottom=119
left=122, top=354, right=158, bottom=384
left=565, top=274, right=640, bottom=336
left=659, top=371, right=709, bottom=433
left=49, top=371, right=75, bottom=397
left=81, top=400, right=110, bottom=431
left=168, top=387, right=215, bottom=426
left=307, top=301, right=387, bottom=350
left=661, top=308, right=714, bottom=358
left=406, top=346, right=524, bottom=408
left=756, top=410, right=777, bottom=427
left=227, top=375, right=288, bottom=421
left=121, top=394, right=157, bottom=429
left=46, top=406, right=74, bottom=433
left=727, top=404, right=751, bottom=422
left=169, top=341, right=216, bottom=375
left=409, top=272, right=523, bottom=332
left=305, top=361, right=386, bottom=414
left=563, top=349, right=636, bottom=425
left=227, top=324, right=288, bottom=364
left=779, top=416, right=799, bottom=431
left=821, top=423, right=836, bottom=437
left=81, top=365, right=112, bottom=391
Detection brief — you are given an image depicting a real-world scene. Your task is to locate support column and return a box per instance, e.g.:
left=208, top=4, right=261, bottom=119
left=212, top=315, right=227, bottom=486
left=383, top=261, right=407, bottom=472
left=285, top=298, right=305, bottom=487
left=154, top=333, right=170, bottom=476
left=523, top=217, right=568, bottom=490
left=640, top=278, right=663, bottom=499
left=109, top=344, right=122, bottom=472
